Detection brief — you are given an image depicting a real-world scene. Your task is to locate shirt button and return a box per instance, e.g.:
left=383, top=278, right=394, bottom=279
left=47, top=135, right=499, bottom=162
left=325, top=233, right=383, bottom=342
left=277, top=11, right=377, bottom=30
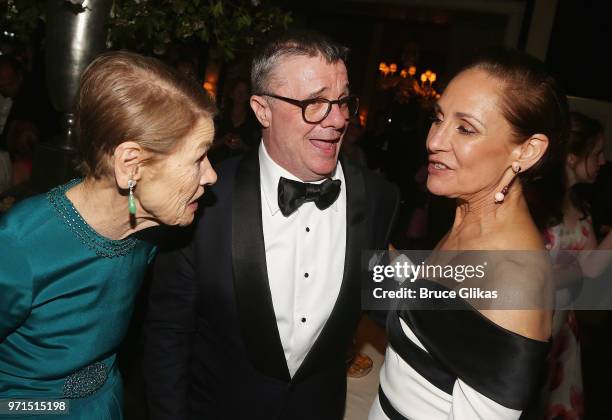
left=301, top=317, right=307, bottom=323
left=305, top=227, right=310, bottom=232
left=304, top=273, right=309, bottom=278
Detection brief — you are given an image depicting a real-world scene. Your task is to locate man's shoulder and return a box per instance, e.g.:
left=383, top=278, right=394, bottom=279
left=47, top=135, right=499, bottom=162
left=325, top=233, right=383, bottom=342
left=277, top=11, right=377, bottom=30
left=208, top=154, right=249, bottom=195
left=195, top=153, right=257, bottom=219
left=212, top=155, right=243, bottom=178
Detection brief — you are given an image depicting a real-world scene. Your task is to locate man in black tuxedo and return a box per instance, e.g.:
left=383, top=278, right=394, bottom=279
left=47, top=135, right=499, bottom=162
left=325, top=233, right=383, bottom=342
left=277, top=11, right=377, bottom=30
left=143, top=31, right=399, bottom=420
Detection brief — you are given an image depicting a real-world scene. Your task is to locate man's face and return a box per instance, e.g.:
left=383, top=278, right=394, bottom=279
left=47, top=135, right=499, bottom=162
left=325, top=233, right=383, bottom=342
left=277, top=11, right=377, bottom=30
left=257, top=55, right=349, bottom=181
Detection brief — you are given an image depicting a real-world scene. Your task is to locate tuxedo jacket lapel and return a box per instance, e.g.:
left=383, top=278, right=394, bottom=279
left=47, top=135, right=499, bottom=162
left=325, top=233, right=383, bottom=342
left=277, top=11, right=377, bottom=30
left=232, top=152, right=291, bottom=382
left=293, top=157, right=367, bottom=382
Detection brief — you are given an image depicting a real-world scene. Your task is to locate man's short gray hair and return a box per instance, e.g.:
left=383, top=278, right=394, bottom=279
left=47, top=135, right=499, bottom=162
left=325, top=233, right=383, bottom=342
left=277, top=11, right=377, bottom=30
left=251, top=31, right=349, bottom=94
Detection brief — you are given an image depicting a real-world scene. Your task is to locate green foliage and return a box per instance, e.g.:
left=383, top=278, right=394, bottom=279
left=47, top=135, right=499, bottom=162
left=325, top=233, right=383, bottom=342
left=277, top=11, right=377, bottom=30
left=1, top=0, right=292, bottom=60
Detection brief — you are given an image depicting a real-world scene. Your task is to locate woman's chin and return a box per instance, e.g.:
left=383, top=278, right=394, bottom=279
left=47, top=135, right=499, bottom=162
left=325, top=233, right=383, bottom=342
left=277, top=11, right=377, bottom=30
left=426, top=180, right=452, bottom=198
left=177, top=212, right=196, bottom=226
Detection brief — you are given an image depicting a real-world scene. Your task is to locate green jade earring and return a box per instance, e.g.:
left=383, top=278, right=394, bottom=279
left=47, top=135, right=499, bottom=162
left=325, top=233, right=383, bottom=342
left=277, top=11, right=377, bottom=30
left=128, top=179, right=137, bottom=215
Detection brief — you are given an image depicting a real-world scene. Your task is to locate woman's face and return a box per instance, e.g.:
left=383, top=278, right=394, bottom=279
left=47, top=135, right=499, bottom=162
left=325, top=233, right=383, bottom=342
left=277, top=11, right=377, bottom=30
left=426, top=69, right=518, bottom=200
left=573, top=135, right=606, bottom=183
left=138, top=117, right=217, bottom=226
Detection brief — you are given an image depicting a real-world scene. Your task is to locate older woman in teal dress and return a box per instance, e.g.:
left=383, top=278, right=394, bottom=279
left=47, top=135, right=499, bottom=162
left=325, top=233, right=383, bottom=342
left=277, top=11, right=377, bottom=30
left=0, top=51, right=217, bottom=418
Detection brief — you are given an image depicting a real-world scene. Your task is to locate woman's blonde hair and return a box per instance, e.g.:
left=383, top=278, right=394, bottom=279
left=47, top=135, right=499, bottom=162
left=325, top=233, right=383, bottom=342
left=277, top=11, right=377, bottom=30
left=75, top=50, right=216, bottom=178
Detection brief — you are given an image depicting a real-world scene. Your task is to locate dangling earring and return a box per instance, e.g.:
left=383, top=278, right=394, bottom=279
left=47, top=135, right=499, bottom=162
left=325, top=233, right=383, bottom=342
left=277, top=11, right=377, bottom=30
left=494, top=162, right=521, bottom=203
left=128, top=179, right=137, bottom=215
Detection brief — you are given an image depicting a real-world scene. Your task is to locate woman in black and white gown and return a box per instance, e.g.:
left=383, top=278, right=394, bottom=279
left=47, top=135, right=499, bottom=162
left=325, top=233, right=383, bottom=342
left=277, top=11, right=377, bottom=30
left=369, top=49, right=570, bottom=420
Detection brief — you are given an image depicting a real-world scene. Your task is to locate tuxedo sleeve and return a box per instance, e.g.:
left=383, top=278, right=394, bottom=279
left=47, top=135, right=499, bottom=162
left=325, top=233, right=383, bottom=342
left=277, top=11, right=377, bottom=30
left=143, top=240, right=198, bottom=420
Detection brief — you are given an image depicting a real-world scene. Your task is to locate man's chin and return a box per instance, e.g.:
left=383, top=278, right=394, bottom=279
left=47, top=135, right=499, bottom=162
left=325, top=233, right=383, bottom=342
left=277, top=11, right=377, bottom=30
left=309, top=162, right=340, bottom=180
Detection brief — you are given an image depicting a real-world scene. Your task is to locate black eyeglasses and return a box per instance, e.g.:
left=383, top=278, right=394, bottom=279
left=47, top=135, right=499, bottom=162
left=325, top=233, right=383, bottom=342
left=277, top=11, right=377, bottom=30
left=258, top=92, right=359, bottom=124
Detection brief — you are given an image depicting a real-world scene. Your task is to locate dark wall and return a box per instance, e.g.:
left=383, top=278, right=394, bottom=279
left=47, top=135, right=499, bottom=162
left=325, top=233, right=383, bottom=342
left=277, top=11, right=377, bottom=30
left=546, top=0, right=612, bottom=102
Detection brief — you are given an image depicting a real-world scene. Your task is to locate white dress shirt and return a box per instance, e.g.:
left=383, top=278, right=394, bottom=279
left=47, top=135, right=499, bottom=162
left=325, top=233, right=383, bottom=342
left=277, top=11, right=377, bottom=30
left=259, top=142, right=346, bottom=377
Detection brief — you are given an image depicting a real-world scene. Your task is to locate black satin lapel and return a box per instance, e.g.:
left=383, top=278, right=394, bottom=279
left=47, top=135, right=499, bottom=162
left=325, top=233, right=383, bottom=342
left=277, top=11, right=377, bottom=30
left=232, top=152, right=291, bottom=382
left=293, top=157, right=367, bottom=382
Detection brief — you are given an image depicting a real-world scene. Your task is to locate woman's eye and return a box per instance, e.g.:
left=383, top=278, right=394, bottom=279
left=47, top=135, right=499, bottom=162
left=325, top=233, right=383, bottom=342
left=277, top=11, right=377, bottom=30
left=430, top=115, right=442, bottom=125
left=457, top=125, right=476, bottom=135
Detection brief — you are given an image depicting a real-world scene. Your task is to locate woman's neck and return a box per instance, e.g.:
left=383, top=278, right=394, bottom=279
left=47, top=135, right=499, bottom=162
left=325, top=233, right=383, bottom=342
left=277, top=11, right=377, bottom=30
left=66, top=177, right=159, bottom=240
left=447, top=185, right=529, bottom=247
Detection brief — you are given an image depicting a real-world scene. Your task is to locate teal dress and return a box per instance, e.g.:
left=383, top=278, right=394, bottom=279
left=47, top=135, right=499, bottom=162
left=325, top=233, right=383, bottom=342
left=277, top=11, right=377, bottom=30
left=0, top=179, right=156, bottom=419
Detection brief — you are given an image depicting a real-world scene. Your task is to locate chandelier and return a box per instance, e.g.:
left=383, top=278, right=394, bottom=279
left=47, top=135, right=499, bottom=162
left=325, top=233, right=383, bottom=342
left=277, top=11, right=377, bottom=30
left=378, top=62, right=440, bottom=102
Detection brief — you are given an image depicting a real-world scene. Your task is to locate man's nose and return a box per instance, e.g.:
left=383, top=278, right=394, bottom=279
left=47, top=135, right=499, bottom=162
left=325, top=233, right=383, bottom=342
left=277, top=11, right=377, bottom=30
left=320, top=102, right=347, bottom=129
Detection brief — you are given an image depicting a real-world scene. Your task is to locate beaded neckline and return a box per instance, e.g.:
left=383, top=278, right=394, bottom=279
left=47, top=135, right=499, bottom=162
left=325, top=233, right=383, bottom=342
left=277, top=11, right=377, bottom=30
left=47, top=178, right=139, bottom=258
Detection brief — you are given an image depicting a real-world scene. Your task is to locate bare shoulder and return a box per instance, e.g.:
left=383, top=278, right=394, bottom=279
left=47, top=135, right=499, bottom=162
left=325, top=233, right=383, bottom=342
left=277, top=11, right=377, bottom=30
left=495, top=221, right=545, bottom=251
left=480, top=309, right=551, bottom=341
left=479, top=253, right=553, bottom=341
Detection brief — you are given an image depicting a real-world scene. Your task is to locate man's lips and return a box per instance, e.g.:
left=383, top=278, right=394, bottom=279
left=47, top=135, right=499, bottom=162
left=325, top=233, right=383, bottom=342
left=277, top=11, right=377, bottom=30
left=310, top=138, right=340, bottom=152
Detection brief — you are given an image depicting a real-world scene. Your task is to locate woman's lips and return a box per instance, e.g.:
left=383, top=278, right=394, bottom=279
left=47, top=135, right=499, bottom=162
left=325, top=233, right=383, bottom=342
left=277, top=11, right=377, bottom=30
left=427, top=161, right=451, bottom=174
left=187, top=190, right=204, bottom=211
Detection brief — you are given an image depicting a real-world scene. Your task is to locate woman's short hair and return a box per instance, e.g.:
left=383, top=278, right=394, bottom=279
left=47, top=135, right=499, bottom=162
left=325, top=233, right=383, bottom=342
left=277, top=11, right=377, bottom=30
left=460, top=48, right=570, bottom=182
left=76, top=50, right=216, bottom=179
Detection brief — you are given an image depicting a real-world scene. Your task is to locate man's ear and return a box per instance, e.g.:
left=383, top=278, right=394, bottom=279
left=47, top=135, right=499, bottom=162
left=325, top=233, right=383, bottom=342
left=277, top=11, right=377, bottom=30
left=250, top=95, right=272, bottom=128
left=514, top=134, right=549, bottom=172
left=113, top=141, right=145, bottom=188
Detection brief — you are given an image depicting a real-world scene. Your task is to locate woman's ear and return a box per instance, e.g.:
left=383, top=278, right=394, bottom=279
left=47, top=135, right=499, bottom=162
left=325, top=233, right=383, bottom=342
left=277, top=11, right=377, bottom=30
left=250, top=95, right=272, bottom=128
left=113, top=141, right=145, bottom=188
left=514, top=134, right=549, bottom=172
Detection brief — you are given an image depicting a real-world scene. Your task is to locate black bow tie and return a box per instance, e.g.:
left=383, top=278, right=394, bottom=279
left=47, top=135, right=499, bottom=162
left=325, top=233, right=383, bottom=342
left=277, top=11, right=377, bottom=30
left=277, top=177, right=342, bottom=217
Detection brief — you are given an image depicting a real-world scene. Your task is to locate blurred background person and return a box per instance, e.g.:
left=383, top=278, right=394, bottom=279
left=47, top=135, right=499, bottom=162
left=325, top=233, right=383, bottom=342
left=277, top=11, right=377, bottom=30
left=341, top=115, right=367, bottom=166
left=0, top=148, right=10, bottom=194
left=0, top=54, right=57, bottom=151
left=209, top=77, right=261, bottom=163
left=5, top=119, right=38, bottom=188
left=542, top=112, right=612, bottom=420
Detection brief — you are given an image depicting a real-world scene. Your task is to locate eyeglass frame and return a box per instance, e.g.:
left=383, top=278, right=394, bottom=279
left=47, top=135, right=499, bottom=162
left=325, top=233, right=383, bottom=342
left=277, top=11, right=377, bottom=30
left=256, top=92, right=360, bottom=124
